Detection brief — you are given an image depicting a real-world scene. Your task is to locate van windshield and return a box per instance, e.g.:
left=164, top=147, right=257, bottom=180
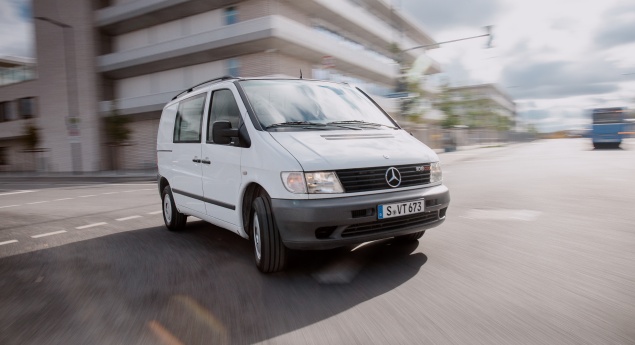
left=239, top=80, right=397, bottom=130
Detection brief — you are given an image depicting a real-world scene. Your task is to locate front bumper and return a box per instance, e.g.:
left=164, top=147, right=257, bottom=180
left=271, top=185, right=450, bottom=250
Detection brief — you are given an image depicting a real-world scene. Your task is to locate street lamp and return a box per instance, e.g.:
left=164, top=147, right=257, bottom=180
left=404, top=26, right=494, bottom=52
left=34, top=16, right=82, bottom=173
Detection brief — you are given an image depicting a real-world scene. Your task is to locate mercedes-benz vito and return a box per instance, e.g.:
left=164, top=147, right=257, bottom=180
left=157, top=76, right=450, bottom=273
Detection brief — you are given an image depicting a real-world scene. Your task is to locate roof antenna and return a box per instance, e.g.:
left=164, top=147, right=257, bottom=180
left=300, top=69, right=303, bottom=79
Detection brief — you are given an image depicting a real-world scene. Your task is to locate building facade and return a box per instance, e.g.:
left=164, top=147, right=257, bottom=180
left=0, top=0, right=440, bottom=172
left=446, top=83, right=516, bottom=127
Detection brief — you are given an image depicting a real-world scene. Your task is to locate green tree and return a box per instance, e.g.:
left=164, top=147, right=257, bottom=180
left=436, top=81, right=461, bottom=128
left=21, top=122, right=41, bottom=171
left=389, top=42, right=429, bottom=122
left=104, top=101, right=131, bottom=170
left=22, top=122, right=40, bottom=151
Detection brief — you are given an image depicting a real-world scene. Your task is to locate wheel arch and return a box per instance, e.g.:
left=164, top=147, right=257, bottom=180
left=158, top=176, right=170, bottom=196
left=241, top=182, right=266, bottom=238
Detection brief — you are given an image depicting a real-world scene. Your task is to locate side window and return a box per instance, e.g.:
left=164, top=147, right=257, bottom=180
left=207, top=89, right=241, bottom=143
left=173, top=93, right=206, bottom=143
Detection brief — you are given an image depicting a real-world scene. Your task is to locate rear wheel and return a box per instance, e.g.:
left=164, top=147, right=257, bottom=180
left=394, top=230, right=425, bottom=242
left=162, top=186, right=187, bottom=231
left=251, top=194, right=287, bottom=273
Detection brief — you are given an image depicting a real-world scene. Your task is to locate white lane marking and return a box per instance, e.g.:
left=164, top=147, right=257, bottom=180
left=76, top=222, right=108, bottom=229
left=148, top=211, right=162, bottom=215
left=31, top=230, right=67, bottom=238
left=0, top=190, right=35, bottom=196
left=0, top=239, right=19, bottom=245
left=54, top=198, right=73, bottom=201
left=123, top=188, right=155, bottom=193
left=27, top=201, right=49, bottom=205
left=79, top=194, right=97, bottom=198
left=102, top=192, right=119, bottom=195
left=463, top=209, right=542, bottom=221
left=116, top=215, right=142, bottom=221
left=0, top=204, right=20, bottom=209
left=112, top=184, right=156, bottom=186
left=463, top=159, right=504, bottom=163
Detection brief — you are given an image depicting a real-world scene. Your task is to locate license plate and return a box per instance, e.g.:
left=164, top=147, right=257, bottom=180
left=378, top=199, right=424, bottom=219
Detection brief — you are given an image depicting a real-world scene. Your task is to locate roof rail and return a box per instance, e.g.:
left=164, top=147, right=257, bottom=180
left=171, top=75, right=238, bottom=101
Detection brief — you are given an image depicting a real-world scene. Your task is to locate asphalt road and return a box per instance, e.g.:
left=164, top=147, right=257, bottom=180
left=1, top=138, right=634, bottom=345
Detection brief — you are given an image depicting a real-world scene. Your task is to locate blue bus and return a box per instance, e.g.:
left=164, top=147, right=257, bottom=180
left=591, top=107, right=628, bottom=148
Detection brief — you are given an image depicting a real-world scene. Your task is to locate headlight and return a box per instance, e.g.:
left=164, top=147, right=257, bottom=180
left=281, top=171, right=344, bottom=194
left=430, top=162, right=442, bottom=183
left=305, top=172, right=344, bottom=193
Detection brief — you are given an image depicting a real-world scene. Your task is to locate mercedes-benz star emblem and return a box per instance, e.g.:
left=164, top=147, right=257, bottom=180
left=385, top=167, right=402, bottom=188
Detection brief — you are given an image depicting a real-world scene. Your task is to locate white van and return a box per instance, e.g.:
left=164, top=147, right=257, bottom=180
left=157, top=77, right=450, bottom=273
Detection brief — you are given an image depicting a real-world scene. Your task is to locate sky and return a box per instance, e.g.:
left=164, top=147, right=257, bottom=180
left=1, top=0, right=634, bottom=132
left=0, top=0, right=33, bottom=58
left=401, top=0, right=635, bottom=132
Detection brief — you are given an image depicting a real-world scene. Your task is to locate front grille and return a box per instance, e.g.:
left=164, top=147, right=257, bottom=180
left=336, top=164, right=431, bottom=193
left=341, top=211, right=439, bottom=238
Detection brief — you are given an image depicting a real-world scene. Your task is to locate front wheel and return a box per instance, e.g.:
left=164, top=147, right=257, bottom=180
left=251, top=195, right=287, bottom=273
left=162, top=186, right=187, bottom=231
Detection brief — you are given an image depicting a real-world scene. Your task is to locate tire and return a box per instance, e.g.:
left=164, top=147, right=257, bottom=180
left=394, top=230, right=425, bottom=242
left=251, top=195, right=287, bottom=273
left=161, top=186, right=187, bottom=231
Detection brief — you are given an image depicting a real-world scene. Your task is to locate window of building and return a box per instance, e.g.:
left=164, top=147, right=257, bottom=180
left=0, top=101, right=15, bottom=122
left=0, top=102, right=8, bottom=122
left=224, top=6, right=238, bottom=25
left=227, top=58, right=240, bottom=77
left=207, top=89, right=241, bottom=144
left=173, top=93, right=206, bottom=143
left=0, top=147, right=7, bottom=165
left=313, top=25, right=395, bottom=64
left=18, top=97, right=36, bottom=119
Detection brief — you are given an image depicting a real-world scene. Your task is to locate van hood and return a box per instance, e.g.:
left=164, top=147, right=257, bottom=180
left=269, top=130, right=438, bottom=171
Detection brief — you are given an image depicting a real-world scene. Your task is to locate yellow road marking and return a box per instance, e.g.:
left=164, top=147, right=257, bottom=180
left=147, top=320, right=184, bottom=345
left=174, top=295, right=229, bottom=342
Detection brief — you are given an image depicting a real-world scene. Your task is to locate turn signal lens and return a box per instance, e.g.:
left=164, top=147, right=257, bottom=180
left=281, top=172, right=307, bottom=193
left=430, top=162, right=442, bottom=183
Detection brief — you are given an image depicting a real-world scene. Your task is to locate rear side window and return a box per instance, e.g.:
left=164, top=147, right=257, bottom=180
left=173, top=93, right=206, bottom=143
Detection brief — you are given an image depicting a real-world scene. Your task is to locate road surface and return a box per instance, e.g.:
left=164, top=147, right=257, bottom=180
left=1, top=138, right=634, bottom=344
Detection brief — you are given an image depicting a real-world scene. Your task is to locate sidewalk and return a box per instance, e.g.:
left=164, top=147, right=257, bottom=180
left=0, top=142, right=523, bottom=183
left=0, top=169, right=158, bottom=183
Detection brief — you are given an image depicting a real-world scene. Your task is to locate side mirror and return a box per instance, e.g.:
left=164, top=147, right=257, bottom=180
left=212, top=121, right=239, bottom=145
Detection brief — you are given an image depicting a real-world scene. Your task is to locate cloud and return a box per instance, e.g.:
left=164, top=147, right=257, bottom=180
left=501, top=57, right=628, bottom=100
left=518, top=105, right=590, bottom=132
left=400, top=0, right=504, bottom=34
left=0, top=0, right=34, bottom=57
left=593, top=3, right=635, bottom=49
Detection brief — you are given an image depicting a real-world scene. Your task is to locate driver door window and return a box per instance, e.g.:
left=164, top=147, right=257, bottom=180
left=207, top=89, right=241, bottom=144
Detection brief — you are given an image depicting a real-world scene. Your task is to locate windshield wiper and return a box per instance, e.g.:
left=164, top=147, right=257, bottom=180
left=327, top=120, right=399, bottom=129
left=265, top=121, right=327, bottom=129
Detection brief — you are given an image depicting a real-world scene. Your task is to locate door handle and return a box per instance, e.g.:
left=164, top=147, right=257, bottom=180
left=201, top=159, right=211, bottom=164
left=192, top=158, right=201, bottom=163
